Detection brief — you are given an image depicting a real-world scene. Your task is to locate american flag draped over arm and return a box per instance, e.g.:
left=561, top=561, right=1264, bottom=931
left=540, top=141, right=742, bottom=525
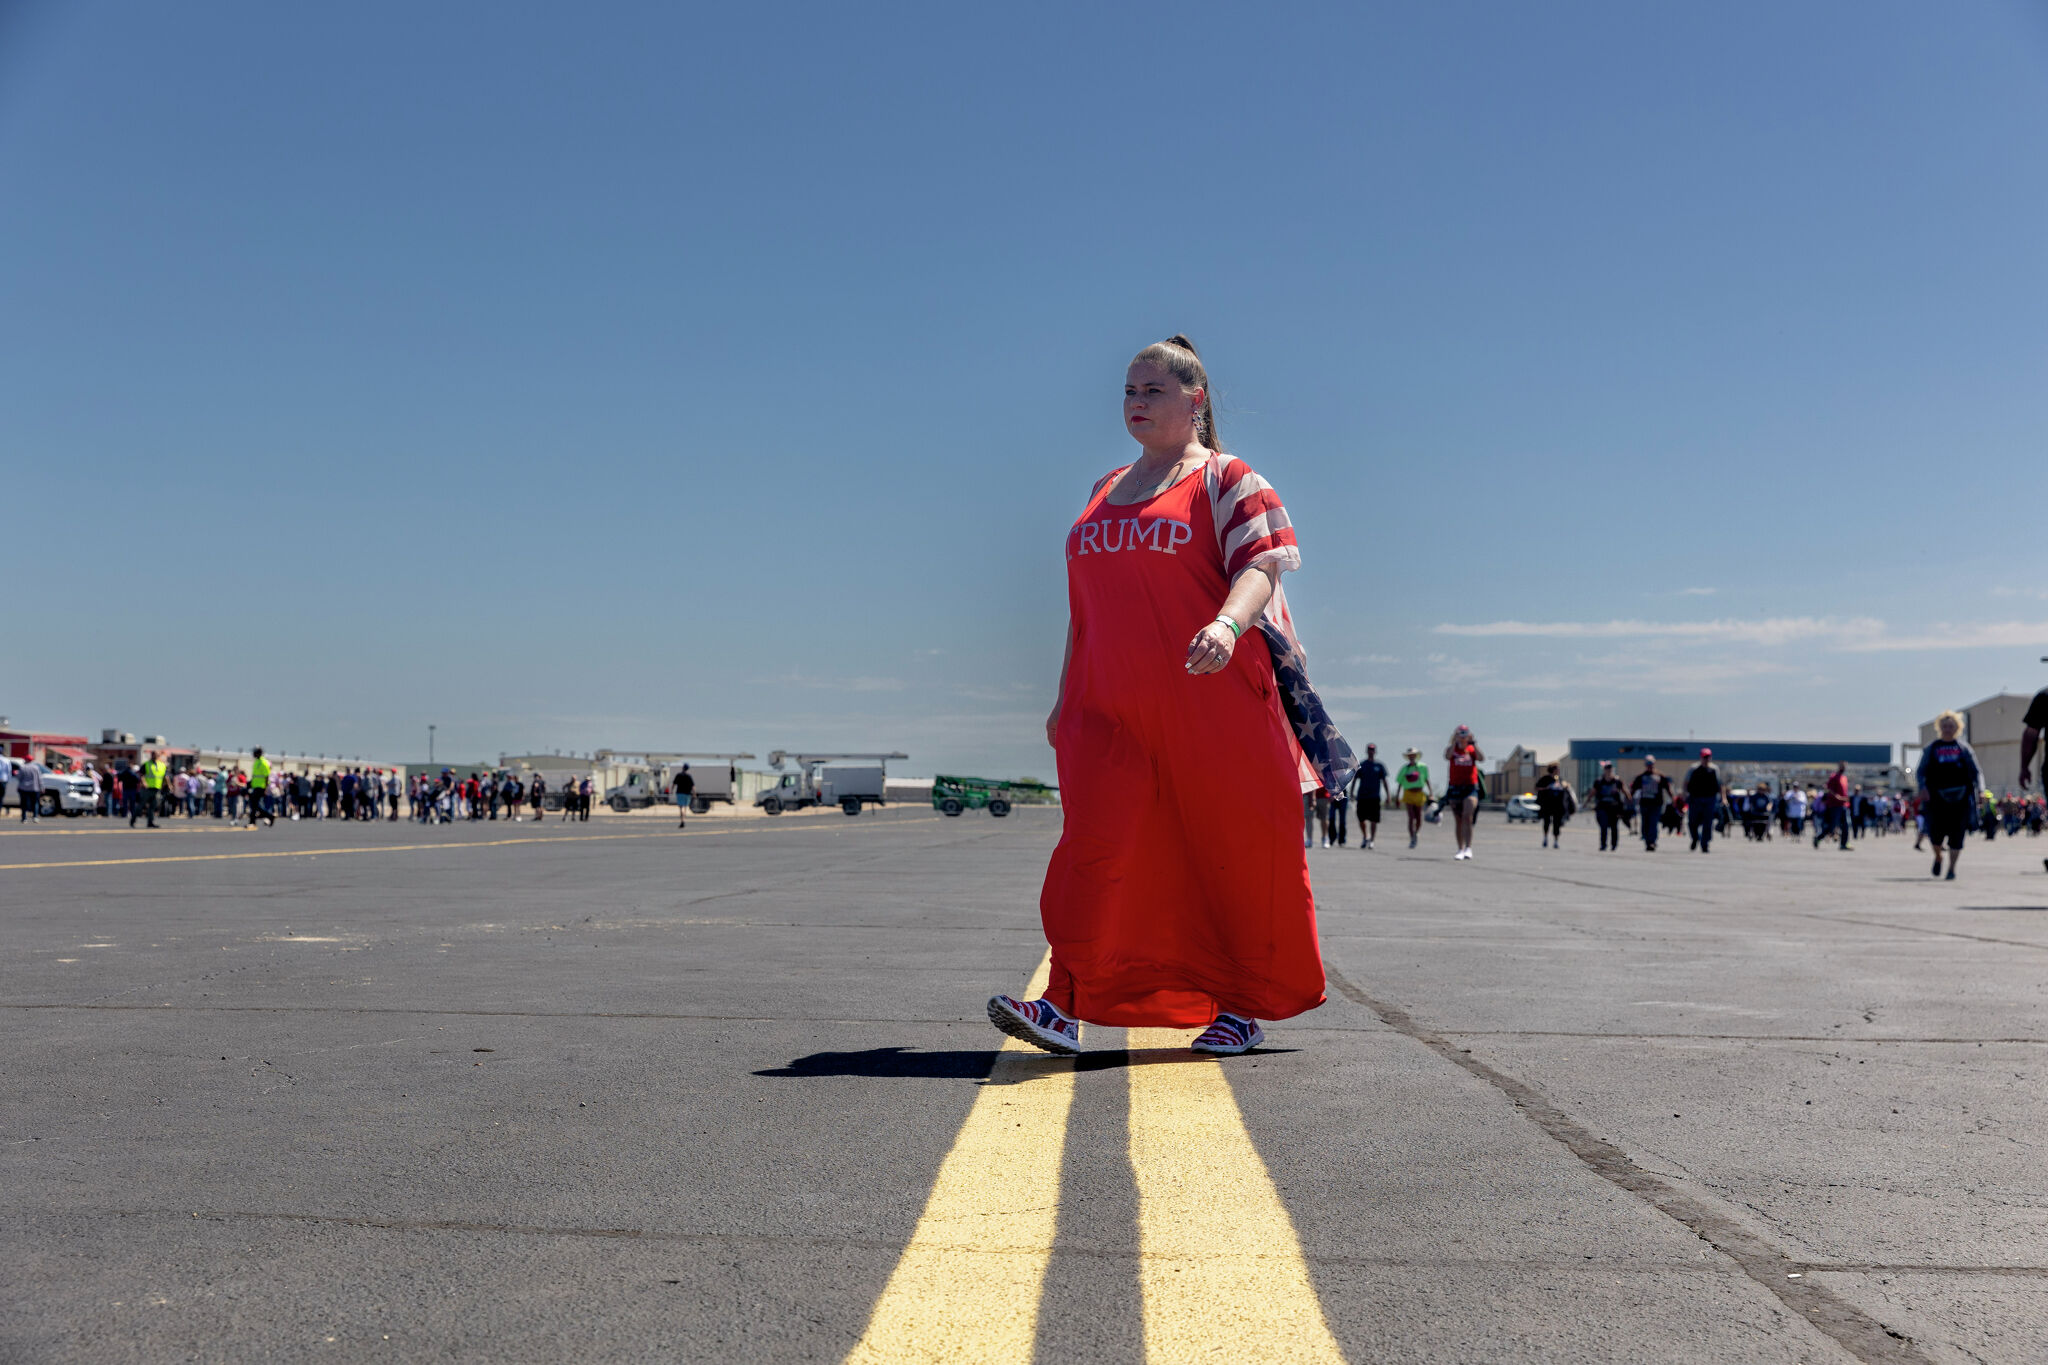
left=1205, top=453, right=1358, bottom=794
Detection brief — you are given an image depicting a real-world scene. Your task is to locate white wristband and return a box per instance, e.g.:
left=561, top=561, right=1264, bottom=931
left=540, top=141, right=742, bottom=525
left=1214, top=615, right=1243, bottom=639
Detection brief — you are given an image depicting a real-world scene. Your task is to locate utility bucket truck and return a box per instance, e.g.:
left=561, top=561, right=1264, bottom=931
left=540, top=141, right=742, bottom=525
left=757, top=751, right=908, bottom=816
left=595, top=751, right=756, bottom=814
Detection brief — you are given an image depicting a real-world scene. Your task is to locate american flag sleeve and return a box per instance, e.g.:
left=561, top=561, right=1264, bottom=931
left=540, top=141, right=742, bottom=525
left=1206, top=455, right=1302, bottom=582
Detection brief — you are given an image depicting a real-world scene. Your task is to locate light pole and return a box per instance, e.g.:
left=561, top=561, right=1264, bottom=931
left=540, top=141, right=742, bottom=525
left=428, top=725, right=436, bottom=766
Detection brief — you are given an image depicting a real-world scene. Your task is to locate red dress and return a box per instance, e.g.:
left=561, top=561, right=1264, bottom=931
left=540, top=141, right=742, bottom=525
left=1039, top=459, right=1326, bottom=1028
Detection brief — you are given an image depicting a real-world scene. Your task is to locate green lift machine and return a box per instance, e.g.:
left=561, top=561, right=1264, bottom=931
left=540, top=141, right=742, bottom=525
left=930, top=775, right=1056, bottom=818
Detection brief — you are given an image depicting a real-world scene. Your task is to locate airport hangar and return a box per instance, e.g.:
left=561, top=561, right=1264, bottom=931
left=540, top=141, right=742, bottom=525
left=1565, top=739, right=1896, bottom=796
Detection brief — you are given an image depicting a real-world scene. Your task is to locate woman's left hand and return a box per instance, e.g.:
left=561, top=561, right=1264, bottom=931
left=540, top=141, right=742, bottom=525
left=1185, top=620, right=1237, bottom=675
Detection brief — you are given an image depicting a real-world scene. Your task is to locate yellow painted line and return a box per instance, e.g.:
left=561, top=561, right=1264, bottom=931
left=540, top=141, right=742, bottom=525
left=1126, top=1027, right=1346, bottom=1363
left=0, top=816, right=942, bottom=871
left=845, top=952, right=1075, bottom=1364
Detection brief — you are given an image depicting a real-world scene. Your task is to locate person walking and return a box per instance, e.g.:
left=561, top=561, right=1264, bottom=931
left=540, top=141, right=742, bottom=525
left=1632, top=757, right=1672, bottom=851
left=1534, top=762, right=1572, bottom=849
left=247, top=747, right=274, bottom=827
left=1744, top=781, right=1773, bottom=841
left=1590, top=761, right=1627, bottom=851
left=2019, top=683, right=2048, bottom=874
left=140, top=750, right=167, bottom=828
left=1353, top=743, right=1390, bottom=850
left=1816, top=762, right=1851, bottom=851
left=1686, top=748, right=1722, bottom=853
left=121, top=762, right=142, bottom=827
left=1784, top=783, right=1809, bottom=838
left=15, top=755, right=43, bottom=822
left=1396, top=747, right=1432, bottom=848
left=1444, top=726, right=1485, bottom=860
left=673, top=763, right=695, bottom=830
left=1918, top=711, right=1983, bottom=881
left=987, top=334, right=1348, bottom=1058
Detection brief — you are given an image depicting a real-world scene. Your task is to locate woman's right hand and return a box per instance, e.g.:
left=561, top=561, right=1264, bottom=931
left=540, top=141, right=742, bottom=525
left=1045, top=703, right=1061, bottom=748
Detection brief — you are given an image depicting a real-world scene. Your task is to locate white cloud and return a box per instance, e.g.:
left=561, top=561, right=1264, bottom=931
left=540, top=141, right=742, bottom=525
left=763, top=671, right=909, bottom=693
left=1428, top=658, right=1497, bottom=685
left=1432, top=616, right=2048, bottom=652
left=1837, top=621, right=2048, bottom=652
left=953, top=682, right=1044, bottom=702
left=1677, top=587, right=1717, bottom=596
left=1433, top=617, right=1883, bottom=646
left=1318, top=684, right=1430, bottom=700
left=1344, top=653, right=1404, bottom=665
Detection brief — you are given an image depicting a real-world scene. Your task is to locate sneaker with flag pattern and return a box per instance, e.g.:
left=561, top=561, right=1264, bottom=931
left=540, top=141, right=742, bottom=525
left=1189, top=1012, right=1265, bottom=1054
left=986, top=995, right=1081, bottom=1055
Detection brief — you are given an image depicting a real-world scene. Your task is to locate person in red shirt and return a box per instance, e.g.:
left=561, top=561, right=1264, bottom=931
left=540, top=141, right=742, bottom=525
left=1816, top=762, right=1853, bottom=851
left=1443, top=726, right=1486, bottom=860
left=987, top=335, right=1341, bottom=1058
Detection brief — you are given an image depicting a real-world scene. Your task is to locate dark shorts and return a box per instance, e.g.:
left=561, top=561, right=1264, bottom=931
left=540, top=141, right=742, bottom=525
left=1359, top=798, right=1381, bottom=823
left=1925, top=798, right=1968, bottom=850
left=1445, top=783, right=1478, bottom=804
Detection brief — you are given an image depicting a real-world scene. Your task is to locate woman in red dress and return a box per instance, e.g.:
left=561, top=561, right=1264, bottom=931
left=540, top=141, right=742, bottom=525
left=988, top=336, right=1331, bottom=1057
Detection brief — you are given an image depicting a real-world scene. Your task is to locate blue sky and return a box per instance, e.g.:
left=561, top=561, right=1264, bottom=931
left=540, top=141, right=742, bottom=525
left=4, top=2, right=2045, bottom=775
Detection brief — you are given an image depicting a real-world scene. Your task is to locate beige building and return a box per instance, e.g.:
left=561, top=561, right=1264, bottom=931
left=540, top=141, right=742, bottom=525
left=1492, top=745, right=1564, bottom=798
left=192, top=748, right=404, bottom=780
left=1918, top=693, right=2042, bottom=796
left=92, top=730, right=403, bottom=779
left=499, top=753, right=643, bottom=795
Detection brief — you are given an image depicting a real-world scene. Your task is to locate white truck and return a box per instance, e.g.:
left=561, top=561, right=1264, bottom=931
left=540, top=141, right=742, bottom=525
left=757, top=751, right=907, bottom=816
left=597, top=751, right=754, bottom=815
left=1, top=757, right=100, bottom=818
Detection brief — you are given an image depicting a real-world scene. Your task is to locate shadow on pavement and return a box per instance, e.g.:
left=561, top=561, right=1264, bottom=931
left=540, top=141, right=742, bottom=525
left=753, top=1046, right=1294, bottom=1079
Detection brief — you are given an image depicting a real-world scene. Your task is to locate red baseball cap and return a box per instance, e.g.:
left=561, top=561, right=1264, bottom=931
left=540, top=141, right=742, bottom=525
left=1700, top=747, right=1712, bottom=758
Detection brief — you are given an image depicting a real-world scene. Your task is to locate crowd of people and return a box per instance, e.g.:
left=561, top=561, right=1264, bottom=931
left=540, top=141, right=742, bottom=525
left=57, top=750, right=413, bottom=827
left=402, top=770, right=596, bottom=823
left=4, top=749, right=604, bottom=829
left=1297, top=712, right=2048, bottom=882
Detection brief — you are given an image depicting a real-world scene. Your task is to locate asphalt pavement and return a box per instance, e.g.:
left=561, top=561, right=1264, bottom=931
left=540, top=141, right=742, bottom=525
left=5, top=804, right=2048, bottom=1363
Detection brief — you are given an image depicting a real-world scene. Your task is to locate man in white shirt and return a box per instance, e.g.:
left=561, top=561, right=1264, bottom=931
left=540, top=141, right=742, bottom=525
left=15, top=757, right=45, bottom=822
left=1783, top=784, right=1809, bottom=837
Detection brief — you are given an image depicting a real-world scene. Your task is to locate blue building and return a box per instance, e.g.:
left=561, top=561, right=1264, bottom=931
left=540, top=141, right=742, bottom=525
left=1566, top=739, right=1895, bottom=795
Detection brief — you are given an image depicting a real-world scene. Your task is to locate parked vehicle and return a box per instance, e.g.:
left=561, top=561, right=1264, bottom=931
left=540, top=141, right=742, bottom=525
left=930, top=775, right=1054, bottom=818
left=1504, top=793, right=1540, bottom=823
left=757, top=751, right=907, bottom=816
left=605, top=770, right=668, bottom=813
left=596, top=751, right=753, bottom=814
left=1, top=757, right=99, bottom=817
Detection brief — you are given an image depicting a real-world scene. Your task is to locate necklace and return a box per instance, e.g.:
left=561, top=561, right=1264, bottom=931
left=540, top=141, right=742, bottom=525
left=1114, top=453, right=1197, bottom=504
